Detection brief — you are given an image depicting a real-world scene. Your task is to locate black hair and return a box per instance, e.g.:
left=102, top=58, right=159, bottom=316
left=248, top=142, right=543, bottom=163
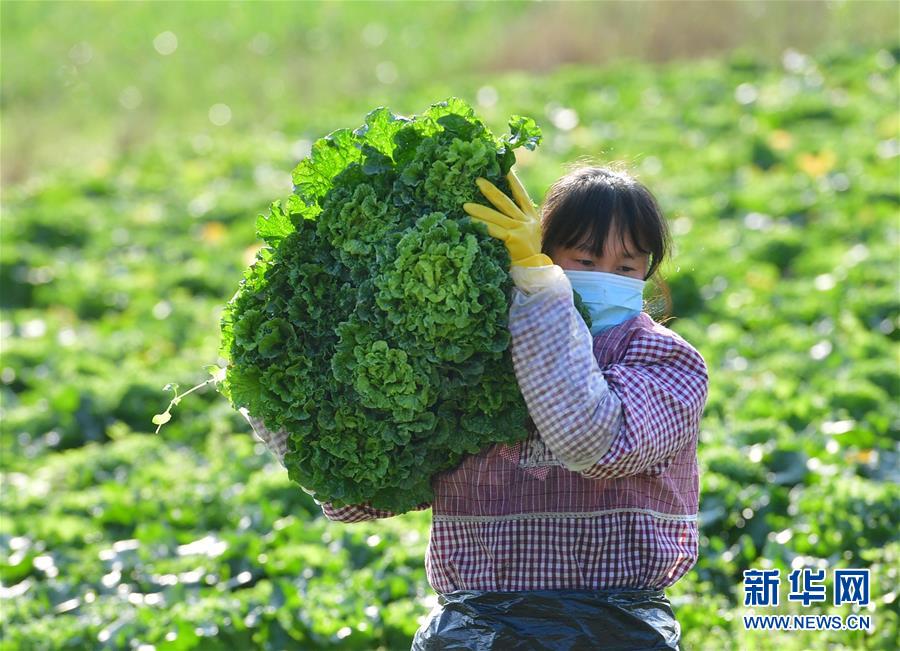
left=540, top=164, right=674, bottom=319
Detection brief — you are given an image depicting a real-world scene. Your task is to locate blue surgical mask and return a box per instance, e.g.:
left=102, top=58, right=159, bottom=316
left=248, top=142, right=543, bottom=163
left=562, top=269, right=645, bottom=335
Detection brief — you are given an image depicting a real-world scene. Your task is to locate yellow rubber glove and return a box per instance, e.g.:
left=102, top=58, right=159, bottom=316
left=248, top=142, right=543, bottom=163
left=463, top=170, right=554, bottom=268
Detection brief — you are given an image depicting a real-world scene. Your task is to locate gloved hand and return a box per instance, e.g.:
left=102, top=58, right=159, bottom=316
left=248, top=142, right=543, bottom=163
left=463, top=170, right=554, bottom=268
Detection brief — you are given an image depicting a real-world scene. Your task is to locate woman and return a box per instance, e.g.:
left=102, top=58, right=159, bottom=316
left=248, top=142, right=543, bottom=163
left=245, top=166, right=709, bottom=649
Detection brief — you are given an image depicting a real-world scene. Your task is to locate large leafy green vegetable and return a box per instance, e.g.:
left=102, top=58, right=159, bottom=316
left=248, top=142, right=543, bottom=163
left=218, top=98, right=583, bottom=512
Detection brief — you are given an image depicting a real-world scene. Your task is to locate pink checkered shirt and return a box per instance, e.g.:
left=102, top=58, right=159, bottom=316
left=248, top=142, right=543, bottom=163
left=244, top=272, right=709, bottom=593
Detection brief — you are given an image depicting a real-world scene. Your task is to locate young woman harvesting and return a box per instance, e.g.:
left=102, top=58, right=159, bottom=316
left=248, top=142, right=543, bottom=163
left=247, top=165, right=709, bottom=649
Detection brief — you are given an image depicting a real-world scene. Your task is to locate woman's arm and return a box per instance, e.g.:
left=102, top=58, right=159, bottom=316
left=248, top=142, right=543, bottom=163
left=507, top=265, right=708, bottom=478
left=240, top=409, right=431, bottom=521
left=577, top=325, right=708, bottom=479
left=317, top=500, right=431, bottom=523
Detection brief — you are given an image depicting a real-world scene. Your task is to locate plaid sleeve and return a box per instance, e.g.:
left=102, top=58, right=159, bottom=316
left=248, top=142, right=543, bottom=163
left=239, top=409, right=431, bottom=521
left=240, top=408, right=291, bottom=468
left=507, top=266, right=624, bottom=471
left=579, top=329, right=709, bottom=479
left=319, top=500, right=432, bottom=523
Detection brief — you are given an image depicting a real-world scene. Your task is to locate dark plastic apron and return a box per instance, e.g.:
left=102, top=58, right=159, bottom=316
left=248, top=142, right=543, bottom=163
left=411, top=588, right=682, bottom=650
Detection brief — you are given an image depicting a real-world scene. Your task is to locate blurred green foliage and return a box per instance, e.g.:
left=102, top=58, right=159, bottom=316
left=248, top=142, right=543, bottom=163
left=1, top=2, right=899, bottom=650
left=2, top=0, right=898, bottom=184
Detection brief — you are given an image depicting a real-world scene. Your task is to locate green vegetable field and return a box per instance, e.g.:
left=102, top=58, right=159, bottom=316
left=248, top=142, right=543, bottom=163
left=1, top=3, right=897, bottom=650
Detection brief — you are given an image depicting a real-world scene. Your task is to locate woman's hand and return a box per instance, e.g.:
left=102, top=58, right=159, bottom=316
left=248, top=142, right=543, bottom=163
left=463, top=170, right=554, bottom=268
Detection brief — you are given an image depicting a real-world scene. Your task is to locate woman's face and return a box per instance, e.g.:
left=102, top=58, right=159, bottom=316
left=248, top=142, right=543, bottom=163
left=549, top=231, right=649, bottom=280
